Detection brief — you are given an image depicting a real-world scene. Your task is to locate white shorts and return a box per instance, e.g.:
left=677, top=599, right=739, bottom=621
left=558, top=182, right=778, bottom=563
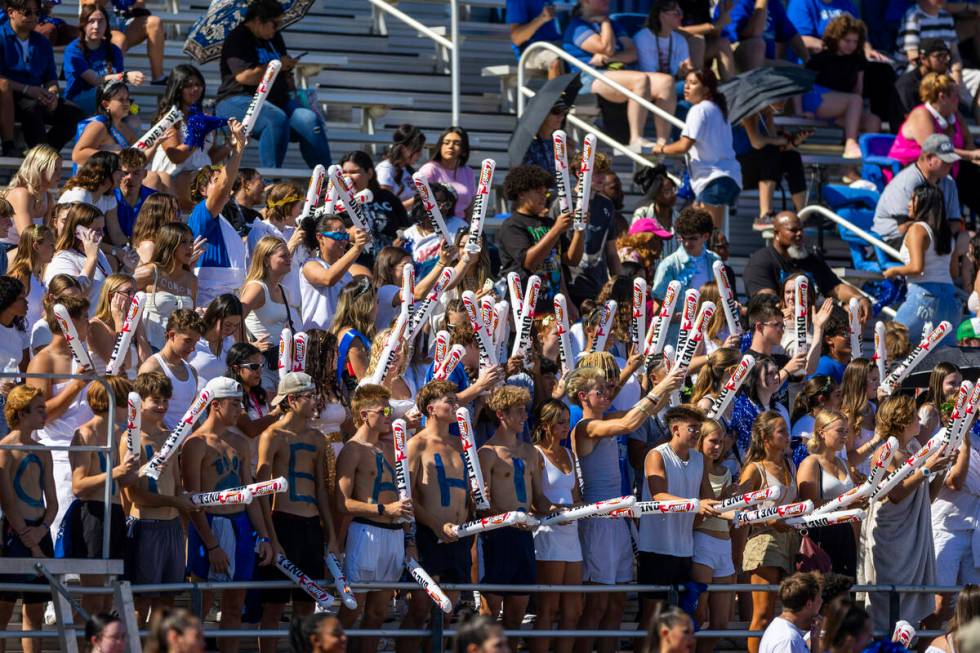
left=933, top=526, right=980, bottom=586
left=344, top=521, right=405, bottom=591
left=578, top=518, right=633, bottom=584
left=692, top=531, right=735, bottom=578
left=533, top=522, right=583, bottom=562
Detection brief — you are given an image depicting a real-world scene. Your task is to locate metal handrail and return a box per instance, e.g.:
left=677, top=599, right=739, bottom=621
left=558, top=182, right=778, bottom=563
left=799, top=205, right=902, bottom=260
left=367, top=0, right=460, bottom=125
left=517, top=41, right=686, bottom=130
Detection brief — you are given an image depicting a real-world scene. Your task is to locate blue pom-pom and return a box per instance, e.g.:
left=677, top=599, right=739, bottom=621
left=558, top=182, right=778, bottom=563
left=182, top=109, right=228, bottom=149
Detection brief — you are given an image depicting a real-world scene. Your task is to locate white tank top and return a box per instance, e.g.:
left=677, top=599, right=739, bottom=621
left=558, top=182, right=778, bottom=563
left=900, top=222, right=953, bottom=285
left=820, top=460, right=855, bottom=501
left=315, top=401, right=347, bottom=435
left=35, top=380, right=94, bottom=446
left=639, top=443, right=703, bottom=556
left=153, top=352, right=197, bottom=430
left=299, top=258, right=350, bottom=331
left=244, top=280, right=289, bottom=346
left=536, top=445, right=576, bottom=506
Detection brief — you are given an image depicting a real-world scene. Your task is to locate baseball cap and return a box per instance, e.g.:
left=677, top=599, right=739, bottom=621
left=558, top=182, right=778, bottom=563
left=271, top=372, right=316, bottom=407
left=630, top=217, right=674, bottom=240
left=957, top=317, right=980, bottom=342
left=206, top=376, right=242, bottom=400
left=922, top=133, right=960, bottom=163
left=920, top=39, right=951, bottom=56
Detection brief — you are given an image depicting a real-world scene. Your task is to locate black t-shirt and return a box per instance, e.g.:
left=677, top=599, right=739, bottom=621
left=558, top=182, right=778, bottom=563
left=551, top=194, right=620, bottom=305
left=743, top=244, right=842, bottom=298
left=217, top=24, right=291, bottom=106
left=222, top=199, right=262, bottom=236
left=366, top=187, right=410, bottom=250
left=806, top=51, right=866, bottom=94
left=498, top=210, right=570, bottom=313
left=890, top=68, right=924, bottom=133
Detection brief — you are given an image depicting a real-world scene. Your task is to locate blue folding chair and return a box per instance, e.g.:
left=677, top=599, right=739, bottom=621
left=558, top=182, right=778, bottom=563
left=822, top=184, right=901, bottom=274
left=859, top=133, right=901, bottom=192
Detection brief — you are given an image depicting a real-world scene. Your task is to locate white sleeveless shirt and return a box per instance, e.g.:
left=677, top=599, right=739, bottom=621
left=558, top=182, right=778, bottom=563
left=638, top=443, right=703, bottom=556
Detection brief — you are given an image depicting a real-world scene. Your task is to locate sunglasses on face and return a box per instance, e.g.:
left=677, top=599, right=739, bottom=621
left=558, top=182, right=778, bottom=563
left=320, top=231, right=349, bottom=242
left=238, top=362, right=263, bottom=371
left=364, top=406, right=393, bottom=416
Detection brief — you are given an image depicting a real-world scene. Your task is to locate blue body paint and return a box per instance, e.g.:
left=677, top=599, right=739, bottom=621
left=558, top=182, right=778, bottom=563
left=288, top=442, right=317, bottom=504
left=213, top=454, right=241, bottom=492
left=371, top=452, right=397, bottom=503
left=13, top=454, right=44, bottom=509
left=512, top=457, right=527, bottom=503
left=143, top=444, right=159, bottom=494
left=97, top=452, right=117, bottom=494
left=434, top=452, right=467, bottom=507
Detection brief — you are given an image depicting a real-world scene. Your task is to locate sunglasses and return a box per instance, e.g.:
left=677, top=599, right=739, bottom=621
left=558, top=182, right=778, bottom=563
left=364, top=406, right=393, bottom=416
left=237, top=362, right=263, bottom=371
left=320, top=231, right=349, bottom=242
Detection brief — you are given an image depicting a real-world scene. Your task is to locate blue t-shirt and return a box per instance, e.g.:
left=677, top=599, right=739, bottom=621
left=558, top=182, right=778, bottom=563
left=114, top=185, right=155, bottom=238
left=720, top=0, right=798, bottom=58
left=786, top=0, right=857, bottom=39
left=506, top=0, right=563, bottom=58
left=62, top=39, right=124, bottom=101
left=188, top=200, right=229, bottom=269
left=0, top=22, right=56, bottom=87
left=563, top=16, right=629, bottom=66
left=811, top=355, right=846, bottom=384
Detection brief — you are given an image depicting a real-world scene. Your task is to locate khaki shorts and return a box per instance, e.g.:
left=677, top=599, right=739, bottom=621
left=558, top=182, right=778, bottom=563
left=742, top=528, right=801, bottom=575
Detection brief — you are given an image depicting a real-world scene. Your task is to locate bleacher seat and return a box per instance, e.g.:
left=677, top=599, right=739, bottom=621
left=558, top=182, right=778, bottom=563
left=822, top=183, right=899, bottom=274
left=859, top=133, right=901, bottom=192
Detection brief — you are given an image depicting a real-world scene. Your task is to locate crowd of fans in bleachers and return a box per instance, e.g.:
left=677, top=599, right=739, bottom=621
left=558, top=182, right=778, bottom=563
left=2, top=0, right=980, bottom=651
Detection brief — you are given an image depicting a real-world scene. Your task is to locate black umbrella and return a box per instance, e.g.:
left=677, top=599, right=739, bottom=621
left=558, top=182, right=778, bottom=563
left=718, top=66, right=816, bottom=125
left=508, top=72, right=582, bottom=168
left=903, top=347, right=980, bottom=388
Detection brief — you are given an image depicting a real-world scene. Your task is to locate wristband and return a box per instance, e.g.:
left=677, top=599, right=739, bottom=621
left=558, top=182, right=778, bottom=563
left=256, top=536, right=271, bottom=545
left=645, top=392, right=661, bottom=405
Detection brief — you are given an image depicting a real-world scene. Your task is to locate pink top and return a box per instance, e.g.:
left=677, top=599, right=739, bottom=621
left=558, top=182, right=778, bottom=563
left=889, top=104, right=964, bottom=175
left=417, top=160, right=476, bottom=218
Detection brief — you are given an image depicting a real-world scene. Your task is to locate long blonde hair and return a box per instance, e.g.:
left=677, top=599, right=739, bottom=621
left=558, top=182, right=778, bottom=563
left=807, top=408, right=848, bottom=455
left=840, top=358, right=873, bottom=439
left=7, top=144, right=60, bottom=196
left=578, top=350, right=621, bottom=382
left=150, top=222, right=193, bottom=273
left=698, top=281, right=726, bottom=343
left=245, top=236, right=288, bottom=284
left=745, top=411, right=787, bottom=464
left=690, top=347, right=740, bottom=405
left=364, top=326, right=408, bottom=380
left=93, top=273, right=135, bottom=325
left=131, top=192, right=180, bottom=247
left=329, top=276, right=377, bottom=341
left=9, top=224, right=53, bottom=287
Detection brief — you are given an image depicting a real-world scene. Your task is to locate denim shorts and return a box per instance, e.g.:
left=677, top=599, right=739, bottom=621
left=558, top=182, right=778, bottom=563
left=893, top=281, right=962, bottom=347
left=697, top=175, right=741, bottom=206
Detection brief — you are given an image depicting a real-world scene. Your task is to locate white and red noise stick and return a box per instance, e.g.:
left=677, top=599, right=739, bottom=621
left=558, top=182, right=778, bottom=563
left=512, top=275, right=541, bottom=361
left=325, top=552, right=358, bottom=609
left=407, top=267, right=456, bottom=339
left=327, top=165, right=371, bottom=235
left=712, top=260, right=742, bottom=336
left=870, top=441, right=940, bottom=501
left=241, top=60, right=282, bottom=139
left=630, top=499, right=701, bottom=516
left=867, top=436, right=900, bottom=492
left=406, top=557, right=453, bottom=613
left=412, top=173, right=453, bottom=244
left=52, top=303, right=95, bottom=371
left=539, top=495, right=636, bottom=526
left=794, top=275, right=809, bottom=355
left=125, top=392, right=141, bottom=459
left=493, top=300, right=511, bottom=364
left=401, top=262, right=415, bottom=317
left=393, top=418, right=412, bottom=525
left=716, top=485, right=783, bottom=513
left=190, top=487, right=254, bottom=507
left=507, top=272, right=524, bottom=327
left=675, top=302, right=715, bottom=374
left=452, top=511, right=528, bottom=537
left=247, top=476, right=289, bottom=497
left=275, top=554, right=334, bottom=611
left=707, top=355, right=755, bottom=420
left=892, top=621, right=916, bottom=647
left=573, top=133, right=596, bottom=232
left=433, top=345, right=465, bottom=381
left=462, top=291, right=497, bottom=368
left=675, top=289, right=700, bottom=356
left=591, top=300, right=617, bottom=352
left=735, top=500, right=814, bottom=527
left=324, top=188, right=373, bottom=217
left=278, top=327, right=292, bottom=381
left=554, top=294, right=575, bottom=376
left=632, top=278, right=647, bottom=353
left=785, top=509, right=865, bottom=529
left=880, top=321, right=952, bottom=395
left=649, top=280, right=681, bottom=357
left=848, top=297, right=862, bottom=356
left=106, top=291, right=146, bottom=375
left=364, top=312, right=408, bottom=387
left=142, top=385, right=214, bottom=480
left=466, top=159, right=494, bottom=253
left=292, top=332, right=308, bottom=373
left=812, top=482, right=874, bottom=517
left=434, top=330, right=450, bottom=366
left=456, top=406, right=491, bottom=511
left=135, top=105, right=181, bottom=150
left=299, top=165, right=326, bottom=221
left=873, top=321, right=887, bottom=382
left=480, top=296, right=495, bottom=339
left=552, top=130, right=574, bottom=214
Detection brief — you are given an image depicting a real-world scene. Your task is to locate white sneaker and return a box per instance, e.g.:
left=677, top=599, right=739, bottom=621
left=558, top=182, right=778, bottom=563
left=44, top=601, right=56, bottom=626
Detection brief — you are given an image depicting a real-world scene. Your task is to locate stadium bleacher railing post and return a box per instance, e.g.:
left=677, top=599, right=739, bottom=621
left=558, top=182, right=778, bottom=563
left=429, top=602, right=446, bottom=652
left=366, top=0, right=461, bottom=125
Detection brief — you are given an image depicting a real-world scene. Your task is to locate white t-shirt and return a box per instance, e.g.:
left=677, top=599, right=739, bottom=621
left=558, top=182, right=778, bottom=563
left=375, top=160, right=415, bottom=201
left=57, top=188, right=117, bottom=215
left=635, top=29, right=689, bottom=75
left=402, top=217, right=466, bottom=269
left=680, top=100, right=742, bottom=196
left=375, top=284, right=401, bottom=332
left=0, top=322, right=28, bottom=372
left=759, top=616, right=808, bottom=653
left=44, top=249, right=112, bottom=316
left=299, top=258, right=352, bottom=331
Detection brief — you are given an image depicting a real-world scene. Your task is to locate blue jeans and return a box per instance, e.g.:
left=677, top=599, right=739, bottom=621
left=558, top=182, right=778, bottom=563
left=216, top=95, right=332, bottom=168
left=893, top=281, right=962, bottom=347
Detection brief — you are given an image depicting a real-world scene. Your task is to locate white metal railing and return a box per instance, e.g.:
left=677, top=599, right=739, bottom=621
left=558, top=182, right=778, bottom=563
left=367, top=0, right=460, bottom=125
left=517, top=41, right=685, bottom=130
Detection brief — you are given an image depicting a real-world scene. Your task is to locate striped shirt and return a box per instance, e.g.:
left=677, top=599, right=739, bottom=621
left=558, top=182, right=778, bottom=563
left=895, top=5, right=957, bottom=68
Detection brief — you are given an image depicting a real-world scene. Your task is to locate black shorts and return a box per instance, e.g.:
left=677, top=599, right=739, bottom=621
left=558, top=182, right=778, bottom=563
left=480, top=526, right=535, bottom=596
left=0, top=518, right=53, bottom=604
left=638, top=551, right=693, bottom=601
left=128, top=518, right=186, bottom=590
left=256, top=512, right=324, bottom=605
left=417, top=523, right=472, bottom=583
left=66, top=500, right=126, bottom=560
